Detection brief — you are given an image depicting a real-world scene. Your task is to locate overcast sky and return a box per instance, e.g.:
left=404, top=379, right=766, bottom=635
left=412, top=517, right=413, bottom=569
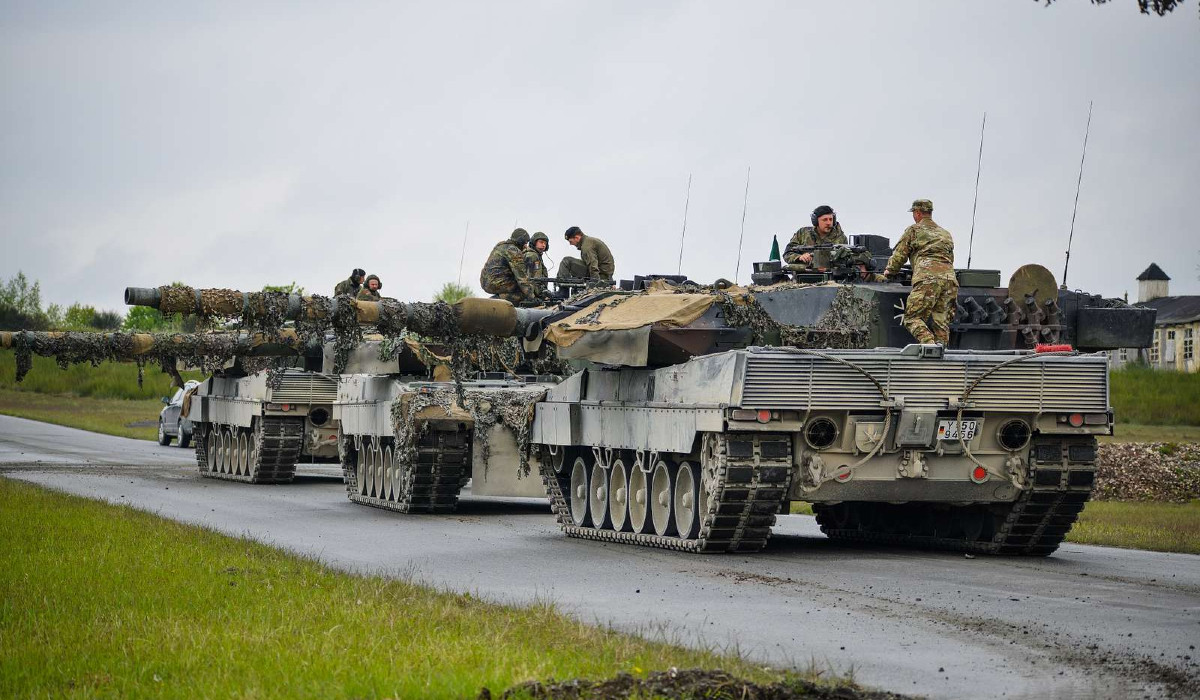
left=2, top=1, right=1198, bottom=313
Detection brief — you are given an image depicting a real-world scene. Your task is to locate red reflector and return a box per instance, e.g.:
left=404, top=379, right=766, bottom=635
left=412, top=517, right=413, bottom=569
left=282, top=404, right=290, bottom=411
left=756, top=410, right=772, bottom=423
left=1068, top=413, right=1084, bottom=428
left=972, top=466, right=987, bottom=481
left=1035, top=344, right=1073, bottom=353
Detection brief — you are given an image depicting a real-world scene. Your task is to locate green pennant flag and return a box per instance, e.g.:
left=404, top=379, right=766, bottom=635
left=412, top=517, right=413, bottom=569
left=769, top=234, right=781, bottom=262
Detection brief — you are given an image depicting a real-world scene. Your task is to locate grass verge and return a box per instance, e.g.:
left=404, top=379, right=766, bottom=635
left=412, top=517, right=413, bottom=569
left=1065, top=500, right=1200, bottom=555
left=0, top=353, right=193, bottom=400
left=0, top=388, right=162, bottom=441
left=1100, top=424, right=1200, bottom=444
left=1110, top=367, right=1200, bottom=426
left=0, top=478, right=848, bottom=699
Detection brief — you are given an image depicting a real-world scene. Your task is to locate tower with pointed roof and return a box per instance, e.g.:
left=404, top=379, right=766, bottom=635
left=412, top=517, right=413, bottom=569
left=1136, top=263, right=1170, bottom=303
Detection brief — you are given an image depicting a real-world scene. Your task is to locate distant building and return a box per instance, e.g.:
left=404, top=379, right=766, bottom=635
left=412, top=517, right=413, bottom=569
left=1110, top=263, right=1199, bottom=372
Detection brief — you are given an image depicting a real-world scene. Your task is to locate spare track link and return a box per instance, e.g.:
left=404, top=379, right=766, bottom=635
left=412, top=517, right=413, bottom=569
left=539, top=432, right=793, bottom=553
left=195, top=417, right=304, bottom=484
left=812, top=436, right=1097, bottom=556
left=346, top=429, right=470, bottom=514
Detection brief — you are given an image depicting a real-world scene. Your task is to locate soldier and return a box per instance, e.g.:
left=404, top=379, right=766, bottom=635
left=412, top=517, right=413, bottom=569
left=356, top=274, right=382, bottom=302
left=883, top=199, right=957, bottom=345
left=560, top=226, right=615, bottom=282
left=783, top=205, right=847, bottom=267
left=480, top=228, right=540, bottom=305
left=334, top=268, right=366, bottom=297
left=525, top=231, right=550, bottom=294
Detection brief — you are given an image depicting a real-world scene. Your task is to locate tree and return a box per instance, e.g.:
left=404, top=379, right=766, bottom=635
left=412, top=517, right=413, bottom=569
left=91, top=310, right=124, bottom=330
left=124, top=306, right=172, bottom=332
left=263, top=282, right=305, bottom=295
left=1039, top=0, right=1192, bottom=17
left=0, top=271, right=44, bottom=317
left=434, top=282, right=474, bottom=304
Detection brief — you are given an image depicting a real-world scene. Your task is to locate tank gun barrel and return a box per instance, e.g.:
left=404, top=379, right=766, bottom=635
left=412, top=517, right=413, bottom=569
left=123, top=287, right=554, bottom=338
left=0, top=329, right=312, bottom=359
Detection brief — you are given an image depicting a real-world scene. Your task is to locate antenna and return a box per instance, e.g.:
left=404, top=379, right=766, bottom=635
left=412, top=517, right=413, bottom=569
left=1062, top=100, right=1093, bottom=288
left=676, top=173, right=692, bottom=276
left=457, top=220, right=470, bottom=285
left=967, top=112, right=987, bottom=269
left=734, top=166, right=751, bottom=284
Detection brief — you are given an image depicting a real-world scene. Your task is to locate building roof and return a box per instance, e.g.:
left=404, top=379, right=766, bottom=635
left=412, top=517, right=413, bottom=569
left=1136, top=295, right=1200, bottom=325
left=1137, top=263, right=1171, bottom=281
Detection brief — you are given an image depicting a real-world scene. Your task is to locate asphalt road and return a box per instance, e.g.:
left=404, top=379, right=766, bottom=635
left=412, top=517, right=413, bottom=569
left=2, top=414, right=1198, bottom=699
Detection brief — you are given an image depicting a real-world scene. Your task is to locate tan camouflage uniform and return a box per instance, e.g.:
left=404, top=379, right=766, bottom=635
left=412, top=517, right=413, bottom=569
left=480, top=233, right=539, bottom=305
left=884, top=199, right=957, bottom=345
left=782, top=223, right=848, bottom=266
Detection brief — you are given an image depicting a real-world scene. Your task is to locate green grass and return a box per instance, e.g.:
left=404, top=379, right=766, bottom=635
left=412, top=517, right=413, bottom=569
left=1110, top=367, right=1200, bottom=426
left=0, top=352, right=191, bottom=400
left=1066, top=500, right=1200, bottom=554
left=0, top=388, right=162, bottom=441
left=1099, top=423, right=1200, bottom=444
left=0, top=478, right=837, bottom=700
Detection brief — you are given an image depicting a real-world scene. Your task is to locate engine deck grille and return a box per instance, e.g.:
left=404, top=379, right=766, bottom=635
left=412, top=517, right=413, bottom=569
left=268, top=371, right=338, bottom=404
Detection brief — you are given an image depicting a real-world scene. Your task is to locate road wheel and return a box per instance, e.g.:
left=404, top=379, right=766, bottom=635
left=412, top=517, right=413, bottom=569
left=237, top=431, right=250, bottom=477
left=674, top=461, right=700, bottom=540
left=157, top=419, right=171, bottom=446
left=176, top=420, right=191, bottom=448
left=650, top=458, right=677, bottom=537
left=608, top=458, right=631, bottom=532
left=629, top=464, right=651, bottom=534
left=206, top=430, right=219, bottom=472
left=356, top=445, right=369, bottom=496
left=569, top=456, right=591, bottom=527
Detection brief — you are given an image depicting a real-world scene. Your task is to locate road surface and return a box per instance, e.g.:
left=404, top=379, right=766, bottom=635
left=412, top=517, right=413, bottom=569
left=2, top=414, right=1197, bottom=699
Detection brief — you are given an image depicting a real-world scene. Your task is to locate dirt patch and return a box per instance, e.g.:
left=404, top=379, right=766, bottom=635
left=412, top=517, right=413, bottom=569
left=1094, top=442, right=1200, bottom=502
left=479, top=668, right=908, bottom=700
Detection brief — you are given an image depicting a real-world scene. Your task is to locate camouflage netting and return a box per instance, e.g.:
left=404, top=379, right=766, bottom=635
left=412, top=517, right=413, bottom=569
left=718, top=285, right=877, bottom=350
left=389, top=386, right=546, bottom=479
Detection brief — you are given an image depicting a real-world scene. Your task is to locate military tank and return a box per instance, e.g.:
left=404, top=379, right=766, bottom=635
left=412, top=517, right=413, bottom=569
left=121, top=264, right=1153, bottom=556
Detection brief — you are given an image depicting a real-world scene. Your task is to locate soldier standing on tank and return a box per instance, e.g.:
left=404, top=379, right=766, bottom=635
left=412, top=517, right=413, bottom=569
left=356, top=274, right=382, bottom=302
left=559, top=226, right=615, bottom=282
left=480, top=228, right=540, bottom=305
left=783, top=205, right=847, bottom=268
left=525, top=232, right=550, bottom=294
left=883, top=199, right=957, bottom=345
left=335, top=268, right=366, bottom=297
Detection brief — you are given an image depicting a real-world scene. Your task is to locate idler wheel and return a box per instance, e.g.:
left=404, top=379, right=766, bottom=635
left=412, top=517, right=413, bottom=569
left=608, top=458, right=632, bottom=532
left=569, top=456, right=592, bottom=527
left=650, top=459, right=678, bottom=537
left=629, top=465, right=651, bottom=534
left=674, top=461, right=701, bottom=540
left=589, top=461, right=612, bottom=530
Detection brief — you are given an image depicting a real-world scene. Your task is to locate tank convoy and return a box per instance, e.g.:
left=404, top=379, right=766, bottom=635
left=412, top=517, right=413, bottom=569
left=112, top=243, right=1152, bottom=555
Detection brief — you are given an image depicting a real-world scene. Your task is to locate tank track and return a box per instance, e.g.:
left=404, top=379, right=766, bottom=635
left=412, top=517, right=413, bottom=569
left=539, top=432, right=793, bottom=553
left=812, top=435, right=1097, bottom=556
left=195, top=417, right=304, bottom=484
left=344, top=430, right=471, bottom=514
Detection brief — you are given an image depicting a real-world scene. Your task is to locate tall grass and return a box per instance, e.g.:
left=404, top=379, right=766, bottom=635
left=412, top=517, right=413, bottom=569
left=0, top=479, right=816, bottom=699
left=1110, top=367, right=1200, bottom=426
left=1068, top=500, right=1200, bottom=554
left=0, top=354, right=183, bottom=400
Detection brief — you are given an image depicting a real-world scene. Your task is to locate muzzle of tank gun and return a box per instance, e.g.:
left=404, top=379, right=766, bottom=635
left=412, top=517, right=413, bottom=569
left=124, top=287, right=555, bottom=339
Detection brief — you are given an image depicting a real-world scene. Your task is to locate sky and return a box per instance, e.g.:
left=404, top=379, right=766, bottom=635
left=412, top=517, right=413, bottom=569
left=2, top=0, right=1198, bottom=313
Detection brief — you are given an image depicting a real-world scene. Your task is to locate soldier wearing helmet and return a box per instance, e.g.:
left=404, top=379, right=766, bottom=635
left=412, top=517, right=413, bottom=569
left=356, top=274, right=383, bottom=302
left=783, top=205, right=848, bottom=268
left=883, top=199, right=958, bottom=345
left=525, top=231, right=550, bottom=294
left=480, top=228, right=540, bottom=305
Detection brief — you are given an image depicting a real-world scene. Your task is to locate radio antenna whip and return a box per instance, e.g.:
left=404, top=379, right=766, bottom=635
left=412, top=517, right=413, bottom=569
left=676, top=173, right=692, bottom=275
left=734, top=166, right=751, bottom=284
left=1063, top=100, right=1093, bottom=288
left=457, top=220, right=470, bottom=285
left=967, top=112, right=987, bottom=269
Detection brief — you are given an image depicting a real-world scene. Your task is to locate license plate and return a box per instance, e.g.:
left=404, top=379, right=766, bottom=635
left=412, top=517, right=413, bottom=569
left=937, top=419, right=978, bottom=441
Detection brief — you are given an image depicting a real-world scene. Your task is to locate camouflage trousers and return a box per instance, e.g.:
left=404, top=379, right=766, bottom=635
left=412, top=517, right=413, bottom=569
left=903, top=278, right=958, bottom=345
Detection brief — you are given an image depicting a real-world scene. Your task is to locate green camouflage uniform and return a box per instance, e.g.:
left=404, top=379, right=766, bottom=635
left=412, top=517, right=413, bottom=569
left=560, top=233, right=615, bottom=281
left=884, top=201, right=957, bottom=345
left=356, top=274, right=382, bottom=302
left=480, top=236, right=538, bottom=304
left=782, top=223, right=847, bottom=266
left=525, top=232, right=550, bottom=294
left=334, top=276, right=361, bottom=297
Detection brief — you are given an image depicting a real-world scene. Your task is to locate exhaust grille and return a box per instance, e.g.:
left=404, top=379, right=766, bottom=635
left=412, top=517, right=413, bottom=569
left=740, top=351, right=1108, bottom=412
left=268, top=371, right=338, bottom=404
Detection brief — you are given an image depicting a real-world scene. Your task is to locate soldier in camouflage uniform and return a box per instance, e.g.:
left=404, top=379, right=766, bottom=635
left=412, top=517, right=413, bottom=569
left=525, top=231, right=550, bottom=295
left=334, top=268, right=365, bottom=297
left=560, top=226, right=615, bottom=282
left=480, top=228, right=540, bottom=305
left=783, top=205, right=847, bottom=267
left=356, top=274, right=382, bottom=302
left=883, top=199, right=957, bottom=345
